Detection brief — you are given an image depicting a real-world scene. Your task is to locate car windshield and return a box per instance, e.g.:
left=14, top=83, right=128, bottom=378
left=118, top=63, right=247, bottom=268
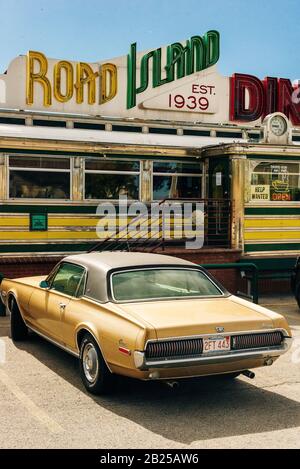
left=111, top=268, right=223, bottom=301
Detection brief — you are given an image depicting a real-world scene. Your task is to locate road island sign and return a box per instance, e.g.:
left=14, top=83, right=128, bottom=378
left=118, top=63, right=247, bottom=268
left=0, top=30, right=300, bottom=126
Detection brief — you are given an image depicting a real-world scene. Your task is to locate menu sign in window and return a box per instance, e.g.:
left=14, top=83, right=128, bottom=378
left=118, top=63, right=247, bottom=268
left=270, top=165, right=291, bottom=201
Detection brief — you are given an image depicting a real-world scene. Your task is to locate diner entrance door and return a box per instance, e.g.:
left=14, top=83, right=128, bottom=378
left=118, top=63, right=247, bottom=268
left=207, top=158, right=231, bottom=247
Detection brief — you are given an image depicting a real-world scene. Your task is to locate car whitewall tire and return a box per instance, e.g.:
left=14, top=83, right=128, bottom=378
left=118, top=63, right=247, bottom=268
left=79, top=333, right=114, bottom=395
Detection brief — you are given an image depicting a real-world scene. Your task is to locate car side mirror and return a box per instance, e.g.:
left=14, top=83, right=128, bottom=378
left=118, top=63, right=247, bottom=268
left=39, top=280, right=49, bottom=289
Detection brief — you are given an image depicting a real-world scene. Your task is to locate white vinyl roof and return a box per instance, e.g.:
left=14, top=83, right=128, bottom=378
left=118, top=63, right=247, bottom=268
left=0, top=123, right=247, bottom=149
left=65, top=251, right=196, bottom=302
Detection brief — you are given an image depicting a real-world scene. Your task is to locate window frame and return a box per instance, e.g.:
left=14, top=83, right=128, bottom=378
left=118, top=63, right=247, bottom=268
left=248, top=158, right=300, bottom=205
left=84, top=157, right=141, bottom=201
left=109, top=266, right=225, bottom=303
left=8, top=154, right=72, bottom=201
left=151, top=160, right=203, bottom=201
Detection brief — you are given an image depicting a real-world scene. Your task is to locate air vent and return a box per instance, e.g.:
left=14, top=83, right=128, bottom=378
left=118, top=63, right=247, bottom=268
left=149, top=128, right=177, bottom=135
left=0, top=117, right=25, bottom=125
left=74, top=122, right=106, bottom=130
left=33, top=120, right=66, bottom=128
left=216, top=131, right=243, bottom=138
left=112, top=125, right=142, bottom=133
left=184, top=129, right=211, bottom=137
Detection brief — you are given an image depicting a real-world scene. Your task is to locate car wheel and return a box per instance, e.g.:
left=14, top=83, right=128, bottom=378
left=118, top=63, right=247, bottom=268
left=10, top=297, right=28, bottom=341
left=79, top=333, right=114, bottom=395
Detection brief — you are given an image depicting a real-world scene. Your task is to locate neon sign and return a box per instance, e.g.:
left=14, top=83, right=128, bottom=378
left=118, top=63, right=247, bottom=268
left=127, top=31, right=220, bottom=108
left=26, top=51, right=117, bottom=107
left=230, top=73, right=300, bottom=125
left=25, top=31, right=220, bottom=110
left=2, top=30, right=299, bottom=127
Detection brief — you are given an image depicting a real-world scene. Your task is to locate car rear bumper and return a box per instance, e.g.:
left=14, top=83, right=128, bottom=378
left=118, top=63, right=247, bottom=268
left=134, top=337, right=292, bottom=371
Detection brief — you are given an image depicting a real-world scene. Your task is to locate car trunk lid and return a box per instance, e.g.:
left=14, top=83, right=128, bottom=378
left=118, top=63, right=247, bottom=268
left=119, top=296, right=275, bottom=339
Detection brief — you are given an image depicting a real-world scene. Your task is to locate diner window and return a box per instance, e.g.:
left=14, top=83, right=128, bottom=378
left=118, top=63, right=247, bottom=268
left=249, top=161, right=300, bottom=202
left=84, top=158, right=140, bottom=200
left=9, top=156, right=71, bottom=199
left=152, top=161, right=202, bottom=200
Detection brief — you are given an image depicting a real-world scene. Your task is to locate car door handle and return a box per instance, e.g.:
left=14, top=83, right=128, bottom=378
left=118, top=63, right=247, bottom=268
left=59, top=302, right=66, bottom=310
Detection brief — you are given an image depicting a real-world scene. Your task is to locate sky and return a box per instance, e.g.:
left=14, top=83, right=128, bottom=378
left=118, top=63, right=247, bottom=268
left=0, top=0, right=299, bottom=80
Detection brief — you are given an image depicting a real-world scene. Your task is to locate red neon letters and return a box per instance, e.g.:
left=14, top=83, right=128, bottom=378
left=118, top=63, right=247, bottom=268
left=230, top=73, right=300, bottom=125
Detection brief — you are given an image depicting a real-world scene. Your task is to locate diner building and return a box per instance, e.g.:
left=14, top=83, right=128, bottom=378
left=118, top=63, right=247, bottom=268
left=0, top=32, right=300, bottom=294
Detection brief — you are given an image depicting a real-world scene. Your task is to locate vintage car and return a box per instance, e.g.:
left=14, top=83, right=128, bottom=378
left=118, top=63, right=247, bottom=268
left=0, top=252, right=292, bottom=394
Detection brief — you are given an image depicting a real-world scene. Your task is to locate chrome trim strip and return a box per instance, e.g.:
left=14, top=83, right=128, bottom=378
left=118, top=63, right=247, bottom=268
left=27, top=325, right=80, bottom=358
left=28, top=325, right=114, bottom=374
left=144, top=328, right=290, bottom=349
left=134, top=338, right=292, bottom=370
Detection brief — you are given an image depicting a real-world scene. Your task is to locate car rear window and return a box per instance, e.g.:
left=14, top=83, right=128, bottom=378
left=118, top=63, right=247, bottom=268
left=111, top=268, right=223, bottom=301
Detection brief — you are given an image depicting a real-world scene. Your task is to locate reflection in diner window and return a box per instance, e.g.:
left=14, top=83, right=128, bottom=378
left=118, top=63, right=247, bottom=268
left=9, top=171, right=70, bottom=199
left=153, top=162, right=202, bottom=174
left=85, top=174, right=139, bottom=200
left=153, top=175, right=201, bottom=200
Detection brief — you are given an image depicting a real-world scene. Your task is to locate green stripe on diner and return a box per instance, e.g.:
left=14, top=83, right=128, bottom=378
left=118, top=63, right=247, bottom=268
left=0, top=205, right=100, bottom=214
left=0, top=204, right=146, bottom=214
left=246, top=154, right=300, bottom=160
left=0, top=201, right=203, bottom=214
left=0, top=243, right=95, bottom=253
left=240, top=257, right=296, bottom=270
left=1, top=242, right=297, bottom=255
left=245, top=243, right=300, bottom=252
left=245, top=207, right=300, bottom=215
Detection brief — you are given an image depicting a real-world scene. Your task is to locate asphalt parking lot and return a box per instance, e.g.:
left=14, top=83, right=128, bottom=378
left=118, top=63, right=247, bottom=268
left=0, top=294, right=299, bottom=449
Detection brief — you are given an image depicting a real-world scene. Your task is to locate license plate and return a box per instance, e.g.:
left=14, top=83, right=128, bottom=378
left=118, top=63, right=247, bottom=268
left=203, top=336, right=231, bottom=353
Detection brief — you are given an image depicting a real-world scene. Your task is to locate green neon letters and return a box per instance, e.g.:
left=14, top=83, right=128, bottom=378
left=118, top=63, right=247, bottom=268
left=127, top=30, right=220, bottom=109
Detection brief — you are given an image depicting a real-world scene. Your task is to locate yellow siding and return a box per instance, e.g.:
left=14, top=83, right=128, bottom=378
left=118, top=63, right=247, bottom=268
left=0, top=213, right=195, bottom=243
left=244, top=216, right=300, bottom=243
left=245, top=218, right=300, bottom=228
left=0, top=217, right=29, bottom=227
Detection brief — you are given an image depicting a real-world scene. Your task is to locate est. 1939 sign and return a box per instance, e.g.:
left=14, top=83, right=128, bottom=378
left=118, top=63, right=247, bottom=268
left=142, top=78, right=219, bottom=114
left=168, top=84, right=216, bottom=111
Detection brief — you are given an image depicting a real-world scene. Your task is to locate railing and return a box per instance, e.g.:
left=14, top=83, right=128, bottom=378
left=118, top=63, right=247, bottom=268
left=89, top=198, right=232, bottom=253
left=202, top=263, right=259, bottom=304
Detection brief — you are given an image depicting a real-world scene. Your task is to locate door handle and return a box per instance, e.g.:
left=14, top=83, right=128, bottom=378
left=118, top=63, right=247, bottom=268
left=59, top=302, right=66, bottom=310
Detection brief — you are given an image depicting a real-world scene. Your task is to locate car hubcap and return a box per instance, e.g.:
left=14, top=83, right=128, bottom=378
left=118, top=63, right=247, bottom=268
left=82, top=343, right=99, bottom=383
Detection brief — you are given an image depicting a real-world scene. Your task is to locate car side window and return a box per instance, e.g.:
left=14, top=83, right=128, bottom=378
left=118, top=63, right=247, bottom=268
left=50, top=263, right=86, bottom=297
left=76, top=273, right=86, bottom=298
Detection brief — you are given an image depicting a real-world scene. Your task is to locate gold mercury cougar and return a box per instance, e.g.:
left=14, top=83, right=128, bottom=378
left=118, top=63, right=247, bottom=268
left=0, top=252, right=292, bottom=394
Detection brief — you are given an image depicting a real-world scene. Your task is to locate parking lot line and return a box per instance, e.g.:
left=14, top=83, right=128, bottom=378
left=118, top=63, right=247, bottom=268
left=0, top=369, right=64, bottom=434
